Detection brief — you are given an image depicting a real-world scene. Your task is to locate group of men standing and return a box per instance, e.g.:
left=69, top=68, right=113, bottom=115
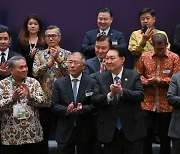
left=0, top=6, right=180, bottom=154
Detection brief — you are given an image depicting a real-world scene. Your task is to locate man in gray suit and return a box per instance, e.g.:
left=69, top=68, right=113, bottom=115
left=168, top=72, right=180, bottom=154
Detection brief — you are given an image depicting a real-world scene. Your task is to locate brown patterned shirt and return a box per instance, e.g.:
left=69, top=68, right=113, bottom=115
left=0, top=76, right=49, bottom=145
left=136, top=50, right=180, bottom=112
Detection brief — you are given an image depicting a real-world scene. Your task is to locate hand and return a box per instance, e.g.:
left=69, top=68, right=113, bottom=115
left=110, top=81, right=123, bottom=96
left=0, top=61, right=9, bottom=76
left=67, top=102, right=74, bottom=113
left=21, top=83, right=30, bottom=99
left=30, top=48, right=39, bottom=58
left=73, top=103, right=82, bottom=112
left=146, top=77, right=159, bottom=86
left=12, top=87, right=24, bottom=101
left=142, top=28, right=154, bottom=43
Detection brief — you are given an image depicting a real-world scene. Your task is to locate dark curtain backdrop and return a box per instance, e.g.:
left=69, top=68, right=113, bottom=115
left=1, top=0, right=179, bottom=68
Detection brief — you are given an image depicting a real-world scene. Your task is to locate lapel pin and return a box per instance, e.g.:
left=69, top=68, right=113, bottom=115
left=125, top=78, right=128, bottom=81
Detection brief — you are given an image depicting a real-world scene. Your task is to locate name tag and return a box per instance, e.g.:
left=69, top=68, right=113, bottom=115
left=112, top=40, right=118, bottom=45
left=163, top=69, right=170, bottom=74
left=85, top=89, right=93, bottom=97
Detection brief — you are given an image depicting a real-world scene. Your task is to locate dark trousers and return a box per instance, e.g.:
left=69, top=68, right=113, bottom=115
left=142, top=111, right=171, bottom=154
left=172, top=138, right=180, bottom=154
left=57, top=127, right=93, bottom=154
left=103, top=129, right=143, bottom=154
left=1, top=142, right=42, bottom=154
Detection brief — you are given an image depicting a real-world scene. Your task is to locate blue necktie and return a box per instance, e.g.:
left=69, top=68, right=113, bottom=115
left=114, top=76, right=122, bottom=130
left=1, top=53, right=6, bottom=64
left=72, top=79, right=78, bottom=104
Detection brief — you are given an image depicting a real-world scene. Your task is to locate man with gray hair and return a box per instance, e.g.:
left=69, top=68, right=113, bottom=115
left=0, top=56, right=49, bottom=154
left=33, top=25, right=71, bottom=154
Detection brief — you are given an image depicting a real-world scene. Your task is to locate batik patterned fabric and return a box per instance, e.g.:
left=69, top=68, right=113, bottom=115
left=33, top=48, right=71, bottom=101
left=136, top=50, right=180, bottom=112
left=0, top=76, right=49, bottom=145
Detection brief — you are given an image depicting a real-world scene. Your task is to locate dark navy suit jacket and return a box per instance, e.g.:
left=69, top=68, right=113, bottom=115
left=81, top=28, right=127, bottom=59
left=51, top=74, right=96, bottom=144
left=83, top=56, right=100, bottom=79
left=92, top=69, right=146, bottom=143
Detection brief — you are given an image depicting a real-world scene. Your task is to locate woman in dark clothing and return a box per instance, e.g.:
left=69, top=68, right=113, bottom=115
left=16, top=14, right=46, bottom=77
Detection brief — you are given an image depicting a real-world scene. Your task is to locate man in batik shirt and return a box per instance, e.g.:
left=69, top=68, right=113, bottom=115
left=136, top=33, right=179, bottom=154
left=33, top=25, right=71, bottom=154
left=0, top=56, right=49, bottom=154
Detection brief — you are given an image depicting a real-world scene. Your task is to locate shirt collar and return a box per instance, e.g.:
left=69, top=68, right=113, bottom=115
left=152, top=50, right=169, bottom=57
left=111, top=67, right=123, bottom=80
left=99, top=27, right=110, bottom=35
left=0, top=48, right=9, bottom=57
left=70, top=73, right=82, bottom=81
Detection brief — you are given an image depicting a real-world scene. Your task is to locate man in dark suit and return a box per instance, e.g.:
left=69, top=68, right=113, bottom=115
left=92, top=45, right=146, bottom=154
left=81, top=7, right=126, bottom=59
left=51, top=52, right=95, bottom=154
left=0, top=27, right=19, bottom=80
left=83, top=35, right=111, bottom=79
left=168, top=73, right=180, bottom=154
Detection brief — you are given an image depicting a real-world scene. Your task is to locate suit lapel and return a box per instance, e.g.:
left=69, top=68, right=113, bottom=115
left=94, top=57, right=100, bottom=71
left=121, top=69, right=129, bottom=88
left=63, top=76, right=74, bottom=102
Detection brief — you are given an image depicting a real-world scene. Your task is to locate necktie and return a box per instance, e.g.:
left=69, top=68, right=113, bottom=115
left=1, top=52, right=6, bottom=64
left=72, top=79, right=78, bottom=104
left=114, top=76, right=122, bottom=130
left=114, top=76, right=120, bottom=100
left=101, top=31, right=106, bottom=35
left=100, top=59, right=106, bottom=73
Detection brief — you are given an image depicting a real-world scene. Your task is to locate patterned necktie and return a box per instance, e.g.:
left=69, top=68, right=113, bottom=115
left=1, top=52, right=6, bottom=64
left=114, top=76, right=120, bottom=100
left=101, top=31, right=106, bottom=35
left=114, top=76, right=122, bottom=130
left=72, top=79, right=78, bottom=104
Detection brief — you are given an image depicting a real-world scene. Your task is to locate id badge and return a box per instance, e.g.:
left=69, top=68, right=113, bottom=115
left=13, top=104, right=27, bottom=120
left=163, top=69, right=170, bottom=74
left=112, top=40, right=118, bottom=45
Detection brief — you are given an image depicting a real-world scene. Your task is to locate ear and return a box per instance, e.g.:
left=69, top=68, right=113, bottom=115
left=153, top=16, right=156, bottom=22
left=9, top=68, right=13, bottom=75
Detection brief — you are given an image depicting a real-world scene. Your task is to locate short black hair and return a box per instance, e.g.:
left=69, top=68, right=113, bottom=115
left=109, top=45, right=126, bottom=58
left=98, top=7, right=113, bottom=17
left=96, top=35, right=112, bottom=45
left=0, top=27, right=11, bottom=37
left=152, top=33, right=168, bottom=45
left=139, top=7, right=155, bottom=17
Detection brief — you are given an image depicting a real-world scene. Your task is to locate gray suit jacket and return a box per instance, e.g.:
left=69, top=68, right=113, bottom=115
left=168, top=73, right=180, bottom=138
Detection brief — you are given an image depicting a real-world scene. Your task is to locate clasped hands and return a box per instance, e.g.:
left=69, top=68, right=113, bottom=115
left=48, top=46, right=62, bottom=66
left=12, top=83, right=30, bottom=102
left=67, top=102, right=82, bottom=114
left=144, top=77, right=160, bottom=86
left=109, top=81, right=123, bottom=98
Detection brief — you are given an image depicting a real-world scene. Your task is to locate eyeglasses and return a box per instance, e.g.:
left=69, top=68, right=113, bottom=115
left=67, top=60, right=81, bottom=65
left=154, top=48, right=166, bottom=52
left=45, top=34, right=59, bottom=39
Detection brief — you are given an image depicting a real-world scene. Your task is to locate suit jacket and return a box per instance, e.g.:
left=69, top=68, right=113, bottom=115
left=168, top=73, right=180, bottom=138
left=81, top=28, right=127, bottom=59
left=83, top=56, right=100, bottom=79
left=51, top=74, right=96, bottom=144
left=0, top=49, right=20, bottom=80
left=92, top=69, right=146, bottom=143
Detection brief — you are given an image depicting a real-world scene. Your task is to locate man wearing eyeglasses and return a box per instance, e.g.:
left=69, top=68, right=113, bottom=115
left=51, top=52, right=95, bottom=154
left=33, top=25, right=71, bottom=154
left=136, top=33, right=180, bottom=154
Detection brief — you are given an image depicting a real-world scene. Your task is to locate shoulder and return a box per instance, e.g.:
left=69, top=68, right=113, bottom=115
left=167, top=50, right=179, bottom=58
left=86, top=29, right=98, bottom=35
left=130, top=29, right=142, bottom=35
left=61, top=48, right=71, bottom=54
left=0, top=77, right=10, bottom=85
left=110, top=29, right=124, bottom=35
left=26, top=77, right=40, bottom=84
left=86, top=57, right=97, bottom=64
left=141, top=51, right=153, bottom=57
left=82, top=74, right=96, bottom=84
